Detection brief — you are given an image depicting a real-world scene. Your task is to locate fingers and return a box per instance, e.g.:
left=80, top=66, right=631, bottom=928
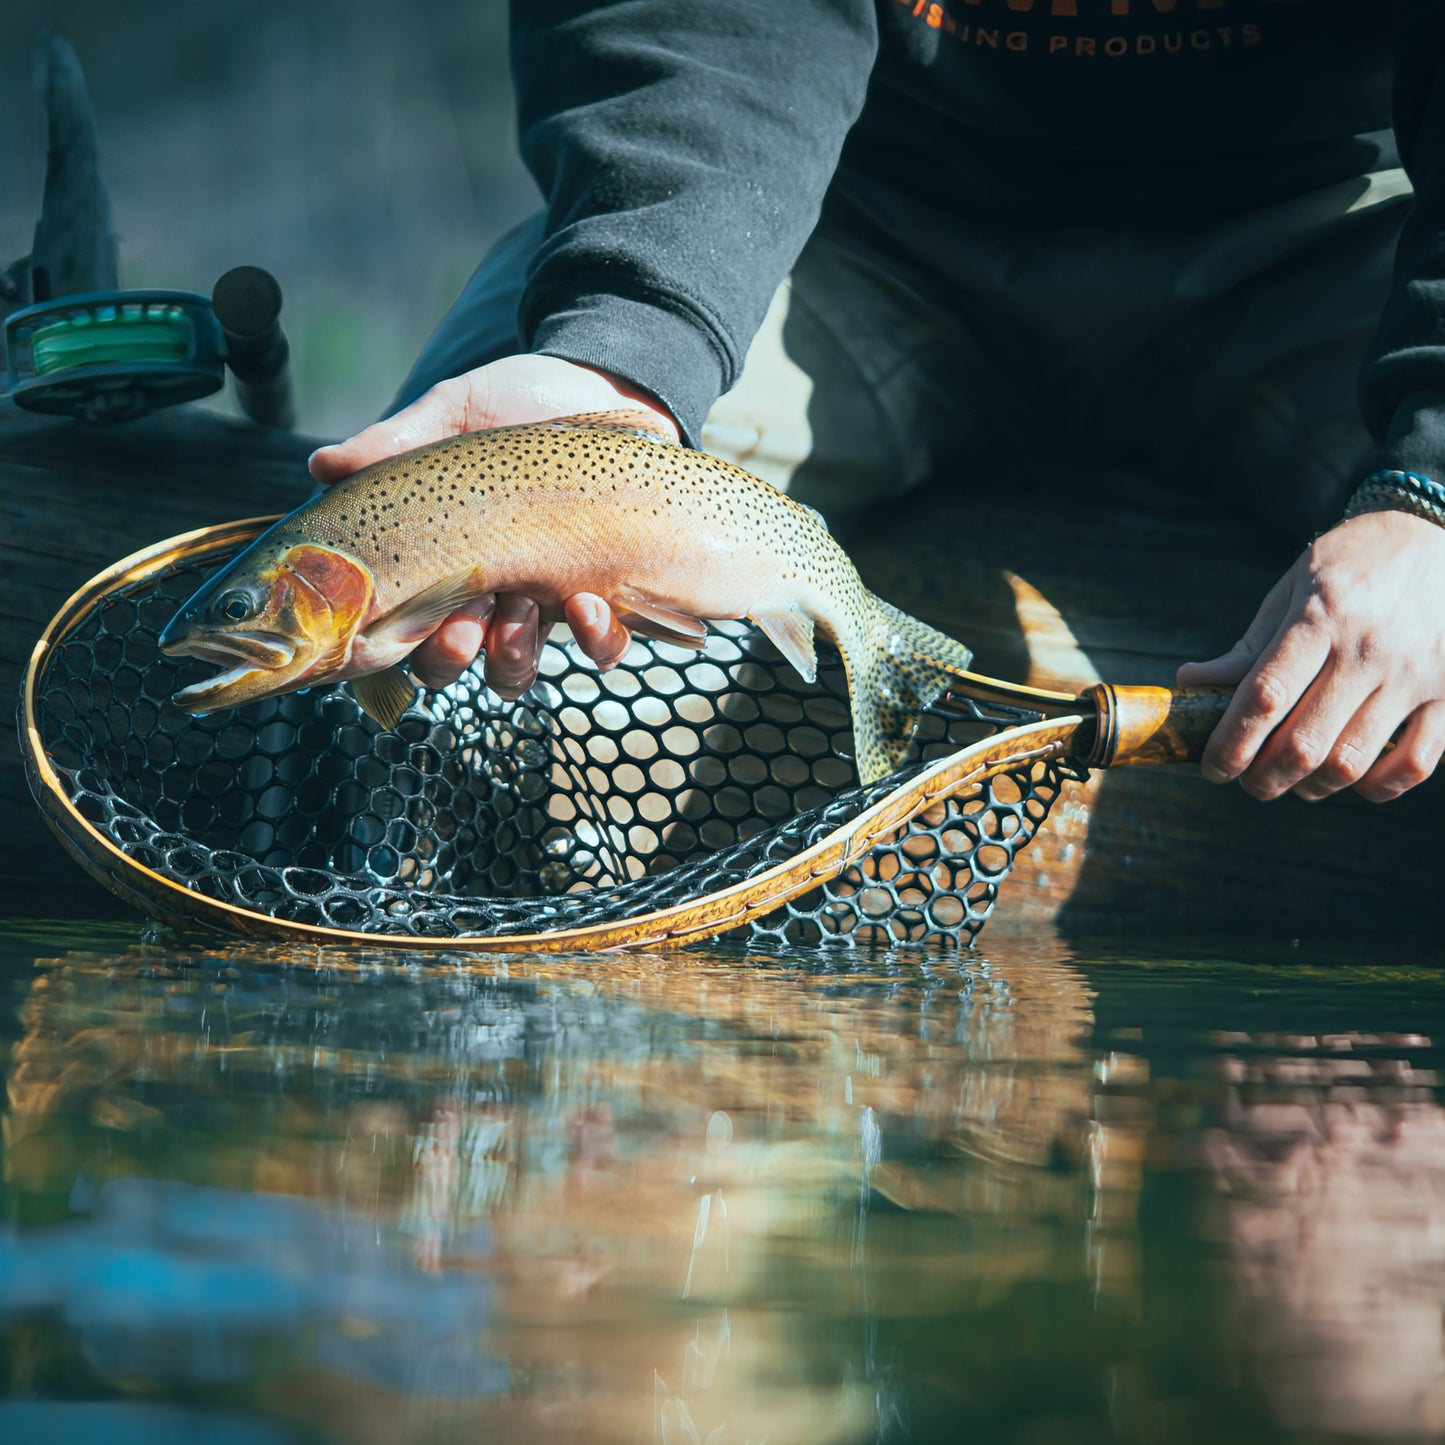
left=409, top=598, right=495, bottom=691
left=309, top=378, right=477, bottom=484
left=1354, top=702, right=1445, bottom=804
left=1275, top=683, right=1397, bottom=802
left=1175, top=648, right=1254, bottom=689
left=1176, top=568, right=1294, bottom=689
left=307, top=356, right=681, bottom=485
left=1181, top=518, right=1445, bottom=804
left=563, top=594, right=633, bottom=670
left=1198, top=609, right=1330, bottom=787
left=483, top=595, right=546, bottom=700
left=407, top=591, right=636, bottom=700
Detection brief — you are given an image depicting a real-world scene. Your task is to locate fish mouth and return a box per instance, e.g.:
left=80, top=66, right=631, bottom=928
left=162, top=631, right=302, bottom=712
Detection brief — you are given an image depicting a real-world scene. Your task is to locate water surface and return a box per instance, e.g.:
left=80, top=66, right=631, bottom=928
left=2, top=922, right=1442, bottom=1443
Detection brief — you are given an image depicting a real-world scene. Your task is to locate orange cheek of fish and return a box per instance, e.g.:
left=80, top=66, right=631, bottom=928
left=281, top=544, right=374, bottom=636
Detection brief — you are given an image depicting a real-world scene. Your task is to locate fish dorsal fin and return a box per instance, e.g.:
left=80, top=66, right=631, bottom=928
left=750, top=609, right=817, bottom=683
left=611, top=588, right=709, bottom=648
left=360, top=565, right=490, bottom=652
left=795, top=499, right=830, bottom=532
left=538, top=410, right=679, bottom=447
left=352, top=668, right=418, bottom=730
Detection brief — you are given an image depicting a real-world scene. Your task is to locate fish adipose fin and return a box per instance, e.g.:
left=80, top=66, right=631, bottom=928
left=352, top=668, right=418, bottom=730
left=541, top=411, right=679, bottom=447
left=850, top=598, right=974, bottom=787
left=359, top=565, right=490, bottom=653
left=750, top=609, right=817, bottom=683
left=611, top=588, right=709, bottom=648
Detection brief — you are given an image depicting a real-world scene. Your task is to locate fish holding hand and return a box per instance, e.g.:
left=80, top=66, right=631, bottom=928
left=159, top=412, right=974, bottom=786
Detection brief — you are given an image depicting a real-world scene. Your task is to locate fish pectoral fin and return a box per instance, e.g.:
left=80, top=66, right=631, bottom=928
left=749, top=609, right=817, bottom=683
left=540, top=410, right=679, bottom=447
left=360, top=566, right=490, bottom=652
left=611, top=588, right=710, bottom=649
left=352, top=669, right=418, bottom=730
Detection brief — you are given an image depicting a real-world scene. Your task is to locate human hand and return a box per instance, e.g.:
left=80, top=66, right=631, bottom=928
left=1176, top=510, right=1445, bottom=803
left=308, top=354, right=680, bottom=700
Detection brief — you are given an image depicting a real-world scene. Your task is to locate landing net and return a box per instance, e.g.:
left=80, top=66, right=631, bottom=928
left=24, top=526, right=1087, bottom=948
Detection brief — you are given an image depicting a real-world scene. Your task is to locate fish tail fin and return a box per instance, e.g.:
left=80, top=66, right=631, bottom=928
left=848, top=597, right=974, bottom=786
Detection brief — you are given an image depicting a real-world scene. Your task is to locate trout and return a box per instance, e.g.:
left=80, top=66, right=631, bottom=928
left=158, top=412, right=973, bottom=786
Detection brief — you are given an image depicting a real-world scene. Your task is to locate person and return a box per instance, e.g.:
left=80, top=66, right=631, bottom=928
left=310, top=0, right=1445, bottom=806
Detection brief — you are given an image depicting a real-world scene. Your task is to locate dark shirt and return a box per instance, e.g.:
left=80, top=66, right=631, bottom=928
left=511, top=0, right=1445, bottom=482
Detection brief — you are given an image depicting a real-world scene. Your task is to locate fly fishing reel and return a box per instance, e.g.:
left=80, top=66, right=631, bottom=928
left=5, top=290, right=224, bottom=421
left=3, top=269, right=293, bottom=426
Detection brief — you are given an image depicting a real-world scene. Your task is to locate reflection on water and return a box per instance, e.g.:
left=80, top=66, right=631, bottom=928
left=1, top=925, right=1442, bottom=1443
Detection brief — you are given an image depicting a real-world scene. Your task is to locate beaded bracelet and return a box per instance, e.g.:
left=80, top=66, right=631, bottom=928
left=1342, top=468, right=1445, bottom=528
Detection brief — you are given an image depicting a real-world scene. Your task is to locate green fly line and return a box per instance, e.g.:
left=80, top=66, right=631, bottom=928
left=28, top=304, right=193, bottom=376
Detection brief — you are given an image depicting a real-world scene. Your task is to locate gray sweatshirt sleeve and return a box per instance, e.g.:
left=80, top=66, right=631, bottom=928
left=510, top=0, right=878, bottom=445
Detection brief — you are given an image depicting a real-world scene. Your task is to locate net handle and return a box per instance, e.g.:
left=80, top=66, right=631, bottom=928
left=1082, top=684, right=1233, bottom=769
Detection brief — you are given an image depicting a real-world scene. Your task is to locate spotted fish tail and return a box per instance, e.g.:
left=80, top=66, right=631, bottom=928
left=849, top=597, right=974, bottom=786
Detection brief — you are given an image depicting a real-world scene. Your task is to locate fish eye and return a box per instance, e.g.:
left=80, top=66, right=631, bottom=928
left=214, top=589, right=260, bottom=624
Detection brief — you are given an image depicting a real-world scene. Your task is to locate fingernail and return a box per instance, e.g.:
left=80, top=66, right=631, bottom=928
left=1202, top=763, right=1230, bottom=784
left=574, top=596, right=601, bottom=628
left=496, top=595, right=534, bottom=623
left=447, top=618, right=485, bottom=655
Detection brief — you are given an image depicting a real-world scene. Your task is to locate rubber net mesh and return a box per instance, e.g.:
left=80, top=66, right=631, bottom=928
left=28, top=546, right=1086, bottom=947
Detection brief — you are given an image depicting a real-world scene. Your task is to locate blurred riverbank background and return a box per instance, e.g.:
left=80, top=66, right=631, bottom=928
left=0, top=0, right=534, bottom=440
